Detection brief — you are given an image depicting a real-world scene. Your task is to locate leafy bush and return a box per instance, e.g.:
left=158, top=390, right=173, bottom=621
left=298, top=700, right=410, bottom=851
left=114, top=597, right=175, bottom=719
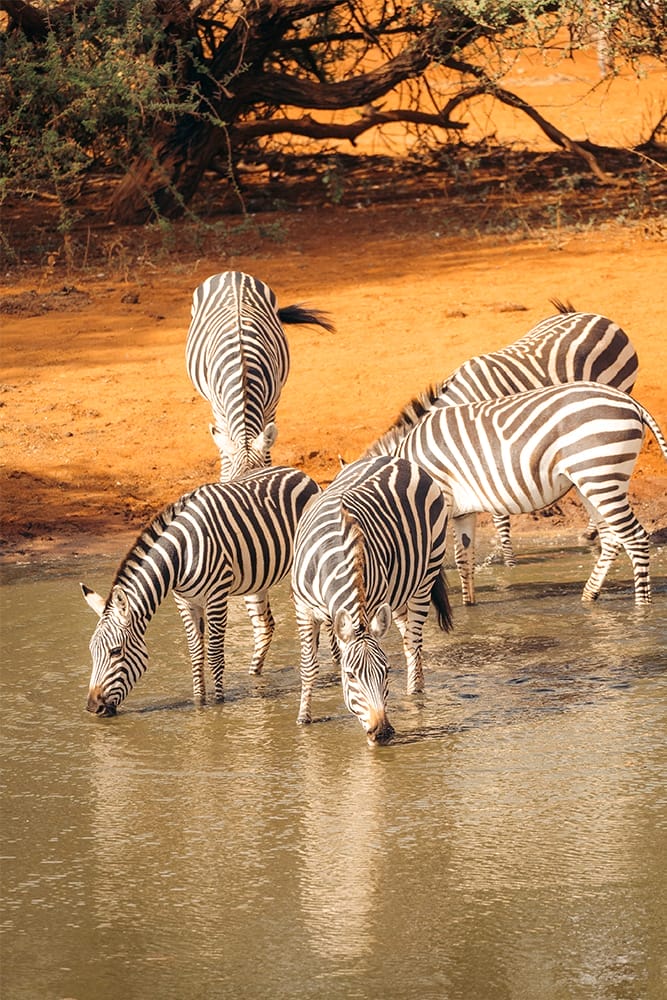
left=0, top=1, right=198, bottom=215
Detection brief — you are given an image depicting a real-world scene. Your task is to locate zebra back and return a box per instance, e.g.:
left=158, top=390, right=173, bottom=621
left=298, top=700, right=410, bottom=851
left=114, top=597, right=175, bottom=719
left=114, top=466, right=321, bottom=614
left=440, top=309, right=638, bottom=405
left=186, top=271, right=333, bottom=479
left=293, top=455, right=449, bottom=626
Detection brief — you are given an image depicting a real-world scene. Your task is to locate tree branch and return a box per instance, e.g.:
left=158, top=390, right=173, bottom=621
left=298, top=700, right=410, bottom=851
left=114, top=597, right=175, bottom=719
left=441, top=69, right=621, bottom=185
left=233, top=106, right=467, bottom=144
left=240, top=40, right=431, bottom=110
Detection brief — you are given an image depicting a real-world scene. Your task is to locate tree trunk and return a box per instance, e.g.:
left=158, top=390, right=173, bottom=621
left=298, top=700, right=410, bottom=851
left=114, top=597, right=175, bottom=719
left=108, top=118, right=227, bottom=224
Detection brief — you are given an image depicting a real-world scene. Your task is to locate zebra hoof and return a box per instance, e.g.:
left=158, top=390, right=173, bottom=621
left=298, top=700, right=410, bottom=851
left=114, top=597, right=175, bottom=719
left=296, top=715, right=312, bottom=726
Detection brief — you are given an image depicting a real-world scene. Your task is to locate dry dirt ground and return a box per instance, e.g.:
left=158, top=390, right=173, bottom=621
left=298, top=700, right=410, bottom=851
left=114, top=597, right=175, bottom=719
left=1, top=49, right=667, bottom=563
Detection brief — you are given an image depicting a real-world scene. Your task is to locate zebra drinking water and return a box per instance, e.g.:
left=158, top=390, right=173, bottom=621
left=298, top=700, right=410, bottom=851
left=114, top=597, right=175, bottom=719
left=82, top=466, right=321, bottom=716
left=374, top=303, right=638, bottom=565
left=362, top=382, right=666, bottom=607
left=186, top=270, right=334, bottom=481
left=291, top=455, right=453, bottom=743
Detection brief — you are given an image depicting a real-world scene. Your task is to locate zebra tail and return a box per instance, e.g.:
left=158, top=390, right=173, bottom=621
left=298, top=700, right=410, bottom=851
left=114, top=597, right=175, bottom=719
left=277, top=304, right=335, bottom=332
left=431, top=567, right=454, bottom=633
left=549, top=297, right=577, bottom=314
left=639, top=404, right=667, bottom=463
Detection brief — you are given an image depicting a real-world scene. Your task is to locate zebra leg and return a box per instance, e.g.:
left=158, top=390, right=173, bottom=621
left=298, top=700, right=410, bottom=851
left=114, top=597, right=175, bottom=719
left=205, top=595, right=230, bottom=701
left=294, top=601, right=321, bottom=725
left=322, top=620, right=341, bottom=665
left=394, top=601, right=429, bottom=694
left=622, top=521, right=652, bottom=605
left=243, top=591, right=275, bottom=675
left=581, top=523, right=623, bottom=603
left=173, top=594, right=207, bottom=702
left=579, top=498, right=651, bottom=605
left=492, top=514, right=517, bottom=567
left=582, top=516, right=599, bottom=542
left=453, top=513, right=477, bottom=605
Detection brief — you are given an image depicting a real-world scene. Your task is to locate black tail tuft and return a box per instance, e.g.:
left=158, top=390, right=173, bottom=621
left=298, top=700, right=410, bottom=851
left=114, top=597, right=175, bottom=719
left=549, top=297, right=577, bottom=314
left=278, top=304, right=335, bottom=332
left=431, top=567, right=454, bottom=633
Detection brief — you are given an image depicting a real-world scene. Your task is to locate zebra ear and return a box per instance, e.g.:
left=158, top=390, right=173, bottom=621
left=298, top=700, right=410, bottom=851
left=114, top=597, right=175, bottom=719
left=210, top=424, right=232, bottom=451
left=81, top=583, right=106, bottom=617
left=262, top=422, right=278, bottom=450
left=333, top=608, right=355, bottom=644
left=369, top=603, right=392, bottom=640
left=110, top=585, right=131, bottom=624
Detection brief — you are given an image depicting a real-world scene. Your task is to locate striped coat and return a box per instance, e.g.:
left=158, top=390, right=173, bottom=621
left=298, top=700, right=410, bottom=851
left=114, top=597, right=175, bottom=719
left=82, top=466, right=321, bottom=714
left=363, top=383, right=666, bottom=606
left=186, top=270, right=333, bottom=480
left=291, top=455, right=452, bottom=742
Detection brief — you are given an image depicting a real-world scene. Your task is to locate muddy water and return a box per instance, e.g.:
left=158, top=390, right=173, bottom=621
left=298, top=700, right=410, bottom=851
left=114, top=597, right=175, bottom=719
left=1, top=540, right=666, bottom=1000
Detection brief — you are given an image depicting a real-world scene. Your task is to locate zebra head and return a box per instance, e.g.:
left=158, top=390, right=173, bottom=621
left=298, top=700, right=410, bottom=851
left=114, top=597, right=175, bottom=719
left=81, top=583, right=148, bottom=717
left=211, top=421, right=278, bottom=481
left=334, top=604, right=395, bottom=745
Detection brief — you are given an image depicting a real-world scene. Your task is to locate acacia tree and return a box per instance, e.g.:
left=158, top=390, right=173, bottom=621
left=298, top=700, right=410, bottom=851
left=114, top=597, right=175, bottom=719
left=1, top=0, right=665, bottom=225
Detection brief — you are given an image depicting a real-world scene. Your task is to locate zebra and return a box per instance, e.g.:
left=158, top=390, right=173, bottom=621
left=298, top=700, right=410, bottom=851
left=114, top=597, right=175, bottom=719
left=439, top=302, right=638, bottom=407
left=384, top=302, right=639, bottom=564
left=81, top=466, right=321, bottom=716
left=362, top=382, right=667, bottom=607
left=291, top=455, right=454, bottom=744
left=186, top=270, right=334, bottom=481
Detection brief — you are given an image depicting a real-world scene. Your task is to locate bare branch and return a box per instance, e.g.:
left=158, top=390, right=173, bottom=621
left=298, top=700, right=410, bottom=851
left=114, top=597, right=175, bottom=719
left=441, top=71, right=621, bottom=185
left=234, top=106, right=467, bottom=144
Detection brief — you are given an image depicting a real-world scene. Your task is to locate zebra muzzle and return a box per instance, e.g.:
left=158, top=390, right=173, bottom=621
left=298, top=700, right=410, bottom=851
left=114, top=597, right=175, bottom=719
left=367, top=716, right=395, bottom=745
left=86, top=689, right=117, bottom=717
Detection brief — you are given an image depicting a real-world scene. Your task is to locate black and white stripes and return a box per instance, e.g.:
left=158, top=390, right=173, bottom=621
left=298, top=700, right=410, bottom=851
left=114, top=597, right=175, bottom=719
left=83, top=280, right=664, bottom=741
left=440, top=305, right=638, bottom=406
left=291, top=455, right=452, bottom=741
left=363, top=382, right=666, bottom=607
left=82, top=466, right=320, bottom=714
left=392, top=304, right=640, bottom=564
left=186, top=270, right=333, bottom=480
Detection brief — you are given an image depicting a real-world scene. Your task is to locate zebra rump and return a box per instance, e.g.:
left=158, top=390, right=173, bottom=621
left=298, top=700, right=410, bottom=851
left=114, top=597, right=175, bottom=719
left=186, top=270, right=334, bottom=481
left=291, top=454, right=452, bottom=743
left=364, top=382, right=666, bottom=607
left=82, top=466, right=321, bottom=716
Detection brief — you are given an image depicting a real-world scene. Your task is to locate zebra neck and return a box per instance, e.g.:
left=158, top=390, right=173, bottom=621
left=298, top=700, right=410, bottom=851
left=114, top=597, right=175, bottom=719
left=111, top=524, right=184, bottom=625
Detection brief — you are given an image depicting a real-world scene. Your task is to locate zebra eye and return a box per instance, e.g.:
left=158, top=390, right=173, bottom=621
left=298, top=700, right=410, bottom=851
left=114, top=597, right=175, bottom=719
left=109, top=646, right=122, bottom=658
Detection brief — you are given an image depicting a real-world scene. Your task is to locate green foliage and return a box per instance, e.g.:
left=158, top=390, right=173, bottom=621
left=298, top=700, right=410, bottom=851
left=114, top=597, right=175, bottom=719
left=1, top=0, right=664, bottom=236
left=0, top=1, right=199, bottom=205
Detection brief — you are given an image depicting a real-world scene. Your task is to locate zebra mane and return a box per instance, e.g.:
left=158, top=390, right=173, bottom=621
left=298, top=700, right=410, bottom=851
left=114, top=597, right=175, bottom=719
left=549, top=297, right=577, bottom=314
left=340, top=501, right=367, bottom=625
left=109, top=494, right=190, bottom=596
left=364, top=382, right=445, bottom=457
